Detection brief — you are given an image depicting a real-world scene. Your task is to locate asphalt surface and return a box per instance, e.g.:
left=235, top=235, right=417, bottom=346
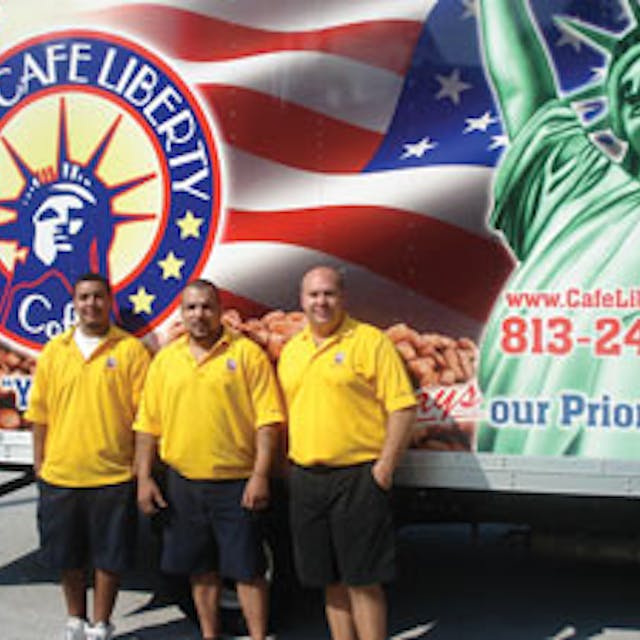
left=0, top=468, right=201, bottom=640
left=3, top=468, right=640, bottom=640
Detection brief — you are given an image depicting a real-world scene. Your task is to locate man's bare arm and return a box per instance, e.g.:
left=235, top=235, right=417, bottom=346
left=135, top=432, right=167, bottom=515
left=31, top=422, right=46, bottom=477
left=242, top=424, right=279, bottom=510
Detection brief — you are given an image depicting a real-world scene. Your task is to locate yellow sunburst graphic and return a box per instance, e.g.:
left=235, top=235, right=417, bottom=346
left=0, top=89, right=165, bottom=284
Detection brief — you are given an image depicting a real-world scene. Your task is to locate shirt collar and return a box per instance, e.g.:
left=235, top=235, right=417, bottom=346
left=300, top=314, right=356, bottom=344
left=62, top=324, right=122, bottom=346
left=177, top=326, right=234, bottom=358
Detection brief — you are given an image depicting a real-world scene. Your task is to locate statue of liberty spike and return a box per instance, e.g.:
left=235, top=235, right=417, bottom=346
left=477, top=0, right=640, bottom=457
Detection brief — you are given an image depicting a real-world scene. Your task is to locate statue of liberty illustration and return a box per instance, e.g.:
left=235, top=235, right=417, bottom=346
left=0, top=97, right=154, bottom=341
left=477, top=0, right=640, bottom=457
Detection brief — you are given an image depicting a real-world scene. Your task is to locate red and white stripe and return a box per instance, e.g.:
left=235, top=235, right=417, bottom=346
left=78, top=0, right=513, bottom=338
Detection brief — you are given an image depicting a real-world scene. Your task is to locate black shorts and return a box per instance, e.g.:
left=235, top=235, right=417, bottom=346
left=37, top=479, right=137, bottom=573
left=289, top=462, right=395, bottom=587
left=160, top=467, right=266, bottom=581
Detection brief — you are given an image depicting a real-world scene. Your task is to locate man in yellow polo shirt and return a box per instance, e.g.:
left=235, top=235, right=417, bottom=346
left=278, top=265, right=417, bottom=640
left=25, top=273, right=151, bottom=640
left=134, top=279, right=283, bottom=640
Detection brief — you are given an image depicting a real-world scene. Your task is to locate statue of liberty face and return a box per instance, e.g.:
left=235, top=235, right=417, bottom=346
left=617, top=56, right=640, bottom=157
left=31, top=182, right=97, bottom=266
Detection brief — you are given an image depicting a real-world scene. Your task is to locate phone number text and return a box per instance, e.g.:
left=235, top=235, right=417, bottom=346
left=500, top=316, right=640, bottom=356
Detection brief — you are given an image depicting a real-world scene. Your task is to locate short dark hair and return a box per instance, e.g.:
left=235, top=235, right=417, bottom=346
left=73, top=272, right=112, bottom=296
left=182, top=279, right=220, bottom=302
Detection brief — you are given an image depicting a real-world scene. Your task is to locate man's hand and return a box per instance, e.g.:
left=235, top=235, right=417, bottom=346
left=372, top=405, right=416, bottom=491
left=242, top=472, right=270, bottom=510
left=372, top=459, right=394, bottom=491
left=137, top=476, right=168, bottom=515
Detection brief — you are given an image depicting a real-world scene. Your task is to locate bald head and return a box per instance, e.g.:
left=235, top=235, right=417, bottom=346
left=301, top=266, right=344, bottom=293
left=300, top=266, right=345, bottom=338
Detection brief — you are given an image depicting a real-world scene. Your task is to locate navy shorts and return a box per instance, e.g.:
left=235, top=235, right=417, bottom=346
left=37, top=479, right=137, bottom=573
left=160, top=467, right=266, bottom=581
left=289, top=462, right=395, bottom=587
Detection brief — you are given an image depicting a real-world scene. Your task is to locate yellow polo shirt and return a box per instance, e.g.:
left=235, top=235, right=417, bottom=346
left=278, top=315, right=417, bottom=466
left=25, top=326, right=151, bottom=488
left=134, top=329, right=284, bottom=480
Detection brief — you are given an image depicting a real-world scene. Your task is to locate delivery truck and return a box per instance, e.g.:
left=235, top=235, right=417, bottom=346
left=2, top=0, right=640, bottom=537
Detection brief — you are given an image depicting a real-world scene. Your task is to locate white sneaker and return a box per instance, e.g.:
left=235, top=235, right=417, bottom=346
left=85, top=621, right=115, bottom=640
left=64, top=617, right=87, bottom=640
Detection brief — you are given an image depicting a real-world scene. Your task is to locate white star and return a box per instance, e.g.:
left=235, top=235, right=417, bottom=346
left=464, top=111, right=497, bottom=133
left=460, top=0, right=478, bottom=19
left=590, top=66, right=606, bottom=81
left=488, top=134, right=509, bottom=150
left=435, top=69, right=472, bottom=105
left=400, top=136, right=438, bottom=159
left=556, top=23, right=582, bottom=52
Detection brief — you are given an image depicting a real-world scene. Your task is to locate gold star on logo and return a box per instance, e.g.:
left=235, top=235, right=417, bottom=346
left=129, top=286, right=156, bottom=315
left=176, top=210, right=204, bottom=239
left=158, top=251, right=185, bottom=280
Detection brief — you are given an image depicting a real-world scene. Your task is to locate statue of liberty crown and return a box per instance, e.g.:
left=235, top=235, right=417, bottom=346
left=557, top=0, right=640, bottom=137
left=21, top=161, right=94, bottom=207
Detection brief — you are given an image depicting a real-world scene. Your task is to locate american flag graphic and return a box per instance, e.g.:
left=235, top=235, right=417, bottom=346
left=57, top=0, right=619, bottom=340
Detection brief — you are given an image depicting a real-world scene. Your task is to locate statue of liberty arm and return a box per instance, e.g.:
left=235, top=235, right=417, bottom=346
left=480, top=0, right=640, bottom=172
left=476, top=0, right=640, bottom=458
left=479, top=0, right=557, bottom=140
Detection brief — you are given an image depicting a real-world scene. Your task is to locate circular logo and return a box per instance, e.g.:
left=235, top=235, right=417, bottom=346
left=0, top=30, right=222, bottom=350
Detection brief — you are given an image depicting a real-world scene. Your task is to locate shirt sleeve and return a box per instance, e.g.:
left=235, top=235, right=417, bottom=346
left=133, top=354, right=163, bottom=437
left=23, top=343, right=52, bottom=425
left=127, top=340, right=151, bottom=412
left=374, top=333, right=418, bottom=414
left=244, top=341, right=285, bottom=429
